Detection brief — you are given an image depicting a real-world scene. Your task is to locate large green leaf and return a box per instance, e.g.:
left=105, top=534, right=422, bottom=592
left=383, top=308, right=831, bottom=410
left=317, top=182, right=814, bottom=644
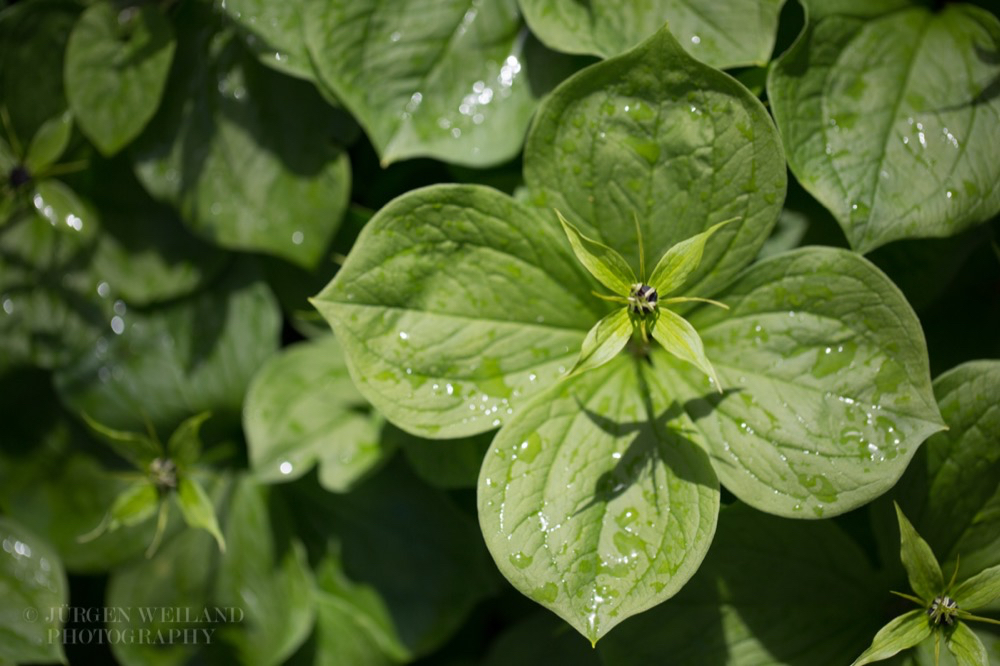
left=221, top=0, right=315, bottom=81
left=64, top=1, right=176, bottom=156
left=243, top=336, right=388, bottom=492
left=0, top=517, right=68, bottom=665
left=768, top=2, right=1000, bottom=253
left=0, top=0, right=77, bottom=144
left=216, top=477, right=315, bottom=666
left=54, top=261, right=281, bottom=434
left=598, top=504, right=886, bottom=666
left=304, top=0, right=540, bottom=166
left=291, top=461, right=497, bottom=657
left=891, top=361, right=1000, bottom=582
left=133, top=3, right=351, bottom=268
left=478, top=357, right=720, bottom=644
left=664, top=247, right=945, bottom=518
left=519, top=0, right=784, bottom=67
left=525, top=25, right=787, bottom=301
left=313, top=184, right=601, bottom=438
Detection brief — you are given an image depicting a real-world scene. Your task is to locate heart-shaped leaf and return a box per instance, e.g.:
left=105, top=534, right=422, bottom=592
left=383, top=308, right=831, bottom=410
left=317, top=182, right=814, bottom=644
left=313, top=184, right=601, bottom=438
left=519, top=0, right=785, bottom=67
left=768, top=2, right=1000, bottom=253
left=478, top=357, right=719, bottom=644
left=525, top=25, right=786, bottom=300
left=221, top=0, right=315, bottom=81
left=304, top=0, right=542, bottom=166
left=675, top=247, right=945, bottom=517
left=64, top=1, right=176, bottom=156
left=133, top=2, right=351, bottom=268
left=243, top=335, right=388, bottom=492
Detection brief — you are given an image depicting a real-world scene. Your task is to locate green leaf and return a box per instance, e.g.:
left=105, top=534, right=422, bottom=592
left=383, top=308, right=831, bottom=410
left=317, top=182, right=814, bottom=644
left=648, top=219, right=734, bottom=296
left=946, top=622, right=989, bottom=666
left=176, top=477, right=225, bottom=553
left=0, top=517, right=68, bottom=665
left=243, top=336, right=388, bottom=492
left=313, top=184, right=601, bottom=438
left=673, top=247, right=945, bottom=518
left=80, top=412, right=161, bottom=467
left=519, top=0, right=784, bottom=67
left=525, top=25, right=786, bottom=301
left=166, top=412, right=210, bottom=470
left=896, top=502, right=944, bottom=601
left=478, top=357, right=719, bottom=644
left=220, top=0, right=315, bottom=81
left=64, top=1, right=176, bottom=156
left=304, top=0, right=542, bottom=166
left=555, top=209, right=636, bottom=294
left=108, top=481, right=159, bottom=530
left=651, top=308, right=720, bottom=391
left=952, top=563, right=1000, bottom=610
left=767, top=3, right=1000, bottom=253
left=106, top=527, right=220, bottom=666
left=133, top=3, right=351, bottom=268
left=0, top=0, right=77, bottom=145
left=852, top=610, right=931, bottom=666
left=24, top=110, right=72, bottom=172
left=216, top=477, right=315, bottom=666
left=54, top=261, right=282, bottom=434
left=571, top=308, right=633, bottom=376
left=31, top=178, right=95, bottom=236
left=291, top=461, right=497, bottom=657
left=598, top=504, right=886, bottom=666
left=890, top=361, right=1000, bottom=581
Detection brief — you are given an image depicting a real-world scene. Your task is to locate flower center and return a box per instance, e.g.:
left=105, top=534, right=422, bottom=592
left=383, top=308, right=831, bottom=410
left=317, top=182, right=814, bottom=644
left=928, top=596, right=959, bottom=625
left=628, top=283, right=658, bottom=314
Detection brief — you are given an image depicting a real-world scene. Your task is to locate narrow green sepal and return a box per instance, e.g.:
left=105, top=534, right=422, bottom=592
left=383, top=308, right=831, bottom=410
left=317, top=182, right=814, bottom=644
left=167, top=411, right=211, bottom=469
left=851, top=610, right=931, bottom=666
left=80, top=412, right=162, bottom=466
left=648, top=218, right=737, bottom=296
left=568, top=307, right=632, bottom=376
left=951, top=562, right=1000, bottom=610
left=651, top=308, right=722, bottom=393
left=24, top=110, right=73, bottom=173
left=555, top=209, right=636, bottom=294
left=894, top=502, right=944, bottom=601
left=176, top=476, right=226, bottom=553
left=108, top=481, right=159, bottom=531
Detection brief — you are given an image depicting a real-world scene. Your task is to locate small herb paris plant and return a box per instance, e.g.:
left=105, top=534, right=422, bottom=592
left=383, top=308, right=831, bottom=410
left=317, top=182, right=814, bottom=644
left=852, top=504, right=1000, bottom=665
left=313, top=26, right=946, bottom=644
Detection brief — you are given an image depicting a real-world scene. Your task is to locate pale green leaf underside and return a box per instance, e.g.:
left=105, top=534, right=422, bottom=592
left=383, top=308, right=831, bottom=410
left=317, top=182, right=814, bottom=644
left=852, top=610, right=930, bottom=666
left=64, top=1, right=176, bottom=156
left=768, top=3, right=1000, bottom=253
left=478, top=357, right=719, bottom=644
left=946, top=622, right=989, bottom=666
left=556, top=209, right=635, bottom=294
left=572, top=308, right=633, bottom=376
left=896, top=361, right=1000, bottom=580
left=243, top=336, right=386, bottom=492
left=896, top=503, right=944, bottom=601
left=0, top=517, right=68, bottom=665
left=304, top=0, right=539, bottom=166
left=525, top=25, right=786, bottom=301
left=519, top=0, right=784, bottom=68
left=133, top=4, right=350, bottom=268
left=663, top=247, right=944, bottom=518
left=313, top=184, right=602, bottom=438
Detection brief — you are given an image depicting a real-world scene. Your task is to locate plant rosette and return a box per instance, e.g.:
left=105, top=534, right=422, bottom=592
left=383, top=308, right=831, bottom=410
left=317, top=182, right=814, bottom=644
left=314, top=27, right=946, bottom=644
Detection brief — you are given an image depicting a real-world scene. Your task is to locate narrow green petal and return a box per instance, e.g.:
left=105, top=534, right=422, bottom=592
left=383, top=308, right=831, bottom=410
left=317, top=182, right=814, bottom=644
left=569, top=307, right=632, bottom=376
left=951, top=562, right=1000, bottom=610
left=555, top=209, right=636, bottom=294
left=648, top=218, right=736, bottom=296
left=895, top=502, right=944, bottom=601
left=851, top=610, right=931, bottom=666
left=651, top=309, right=721, bottom=393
